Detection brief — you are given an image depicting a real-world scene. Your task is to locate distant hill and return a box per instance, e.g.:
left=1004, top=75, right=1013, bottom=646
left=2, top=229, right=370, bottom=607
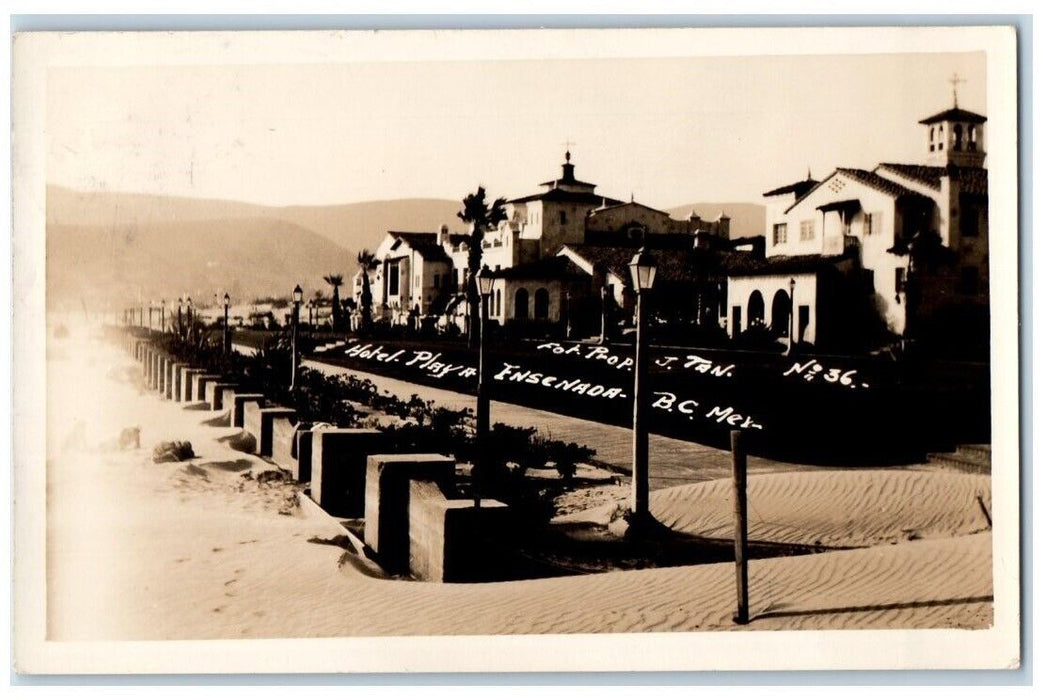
left=45, top=186, right=767, bottom=309
left=279, top=199, right=463, bottom=254
left=45, top=186, right=464, bottom=308
left=47, top=218, right=357, bottom=310
left=665, top=202, right=766, bottom=238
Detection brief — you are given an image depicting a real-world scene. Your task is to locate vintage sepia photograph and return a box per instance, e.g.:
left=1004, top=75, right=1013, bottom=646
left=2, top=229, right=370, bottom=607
left=12, top=25, right=1021, bottom=674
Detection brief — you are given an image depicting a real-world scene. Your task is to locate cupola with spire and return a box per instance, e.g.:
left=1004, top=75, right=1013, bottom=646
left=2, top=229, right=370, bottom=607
left=920, top=73, right=986, bottom=168
left=539, top=148, right=598, bottom=195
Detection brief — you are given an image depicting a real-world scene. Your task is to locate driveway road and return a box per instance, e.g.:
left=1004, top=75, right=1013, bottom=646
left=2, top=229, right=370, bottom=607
left=304, top=358, right=837, bottom=490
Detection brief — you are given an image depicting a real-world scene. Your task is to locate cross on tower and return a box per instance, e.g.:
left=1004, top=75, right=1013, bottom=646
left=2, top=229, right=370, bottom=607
left=949, top=72, right=966, bottom=107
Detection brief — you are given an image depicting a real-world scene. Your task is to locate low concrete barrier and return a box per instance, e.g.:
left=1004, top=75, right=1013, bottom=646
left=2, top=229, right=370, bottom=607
left=180, top=368, right=205, bottom=402
left=243, top=404, right=296, bottom=457
left=205, top=381, right=237, bottom=410
left=408, top=481, right=511, bottom=583
left=193, top=374, right=222, bottom=405
left=231, top=393, right=265, bottom=428
left=311, top=428, right=386, bottom=517
left=146, top=349, right=157, bottom=389
left=294, top=429, right=314, bottom=483
left=167, top=362, right=184, bottom=401
left=363, top=453, right=456, bottom=574
left=157, top=355, right=170, bottom=396
left=270, top=416, right=298, bottom=471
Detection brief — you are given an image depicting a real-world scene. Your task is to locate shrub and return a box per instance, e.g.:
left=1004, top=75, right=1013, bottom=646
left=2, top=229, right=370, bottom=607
left=152, top=325, right=598, bottom=524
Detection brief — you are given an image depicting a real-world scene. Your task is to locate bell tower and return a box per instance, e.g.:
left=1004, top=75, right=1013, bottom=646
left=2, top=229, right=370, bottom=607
left=919, top=73, right=986, bottom=168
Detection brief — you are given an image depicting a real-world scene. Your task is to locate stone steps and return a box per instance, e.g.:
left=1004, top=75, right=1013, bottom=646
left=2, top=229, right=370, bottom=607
left=956, top=443, right=992, bottom=461
left=926, top=444, right=991, bottom=474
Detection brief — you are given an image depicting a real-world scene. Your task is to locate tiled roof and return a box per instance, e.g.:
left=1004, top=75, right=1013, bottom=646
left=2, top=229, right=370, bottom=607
left=538, top=177, right=599, bottom=189
left=723, top=253, right=851, bottom=276
left=876, top=163, right=988, bottom=197
left=583, top=231, right=699, bottom=249
left=563, top=244, right=753, bottom=284
left=918, top=107, right=987, bottom=125
left=589, top=200, right=670, bottom=217
left=387, top=231, right=451, bottom=263
left=488, top=255, right=587, bottom=281
left=508, top=188, right=624, bottom=206
left=763, top=178, right=819, bottom=198
left=835, top=168, right=929, bottom=200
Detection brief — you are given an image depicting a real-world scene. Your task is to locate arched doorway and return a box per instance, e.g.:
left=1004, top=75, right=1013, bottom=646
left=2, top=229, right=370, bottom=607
left=514, top=288, right=529, bottom=320
left=534, top=288, right=550, bottom=320
left=747, top=291, right=765, bottom=328
left=771, top=290, right=791, bottom=337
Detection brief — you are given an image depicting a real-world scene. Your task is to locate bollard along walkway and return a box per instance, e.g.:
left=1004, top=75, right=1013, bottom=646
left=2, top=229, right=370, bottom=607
left=303, top=358, right=856, bottom=490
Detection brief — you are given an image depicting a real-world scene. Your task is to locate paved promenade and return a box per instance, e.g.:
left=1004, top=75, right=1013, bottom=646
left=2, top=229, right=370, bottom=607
left=304, top=358, right=851, bottom=490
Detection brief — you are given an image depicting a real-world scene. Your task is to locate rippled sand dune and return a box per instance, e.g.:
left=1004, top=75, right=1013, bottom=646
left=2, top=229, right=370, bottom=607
left=44, top=327, right=993, bottom=643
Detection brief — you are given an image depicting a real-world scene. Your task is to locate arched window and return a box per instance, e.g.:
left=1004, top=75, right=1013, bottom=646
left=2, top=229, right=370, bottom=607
left=953, top=123, right=964, bottom=151
left=969, top=126, right=978, bottom=152
left=747, top=291, right=765, bottom=327
left=514, top=288, right=529, bottom=320
left=534, top=288, right=550, bottom=319
left=494, top=289, right=501, bottom=317
left=771, top=289, right=791, bottom=337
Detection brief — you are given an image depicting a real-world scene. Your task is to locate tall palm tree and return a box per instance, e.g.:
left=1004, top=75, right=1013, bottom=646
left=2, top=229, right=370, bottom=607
left=323, top=274, right=344, bottom=330
left=356, top=250, right=376, bottom=329
left=458, top=186, right=507, bottom=346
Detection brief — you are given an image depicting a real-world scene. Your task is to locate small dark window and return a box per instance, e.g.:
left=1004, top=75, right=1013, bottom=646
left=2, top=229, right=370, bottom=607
left=559, top=210, right=567, bottom=225
left=895, top=267, right=906, bottom=295
left=864, top=213, right=876, bottom=236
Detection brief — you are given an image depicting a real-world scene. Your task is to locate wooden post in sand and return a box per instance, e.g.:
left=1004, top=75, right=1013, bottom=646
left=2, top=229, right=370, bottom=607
left=731, top=429, right=749, bottom=625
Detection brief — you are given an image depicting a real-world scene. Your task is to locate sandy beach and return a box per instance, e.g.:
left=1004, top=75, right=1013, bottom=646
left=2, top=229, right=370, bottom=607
left=45, top=326, right=993, bottom=641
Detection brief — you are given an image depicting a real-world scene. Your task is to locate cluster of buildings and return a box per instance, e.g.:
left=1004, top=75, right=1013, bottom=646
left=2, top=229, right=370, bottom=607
left=352, top=97, right=989, bottom=351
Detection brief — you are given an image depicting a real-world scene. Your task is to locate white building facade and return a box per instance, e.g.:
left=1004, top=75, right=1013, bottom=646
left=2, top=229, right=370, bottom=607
left=727, top=101, right=988, bottom=348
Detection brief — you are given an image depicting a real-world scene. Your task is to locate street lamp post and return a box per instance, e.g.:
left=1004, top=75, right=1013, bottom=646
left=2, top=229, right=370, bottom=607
left=223, top=293, right=231, bottom=354
left=474, top=265, right=495, bottom=508
left=599, top=285, right=609, bottom=344
left=290, top=284, right=303, bottom=390
left=786, top=278, right=796, bottom=354
left=563, top=289, right=572, bottom=339
left=628, top=247, right=658, bottom=531
left=186, top=297, right=193, bottom=341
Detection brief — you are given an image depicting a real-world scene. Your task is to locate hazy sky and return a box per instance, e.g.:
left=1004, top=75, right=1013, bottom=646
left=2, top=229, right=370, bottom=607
left=46, top=50, right=986, bottom=209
